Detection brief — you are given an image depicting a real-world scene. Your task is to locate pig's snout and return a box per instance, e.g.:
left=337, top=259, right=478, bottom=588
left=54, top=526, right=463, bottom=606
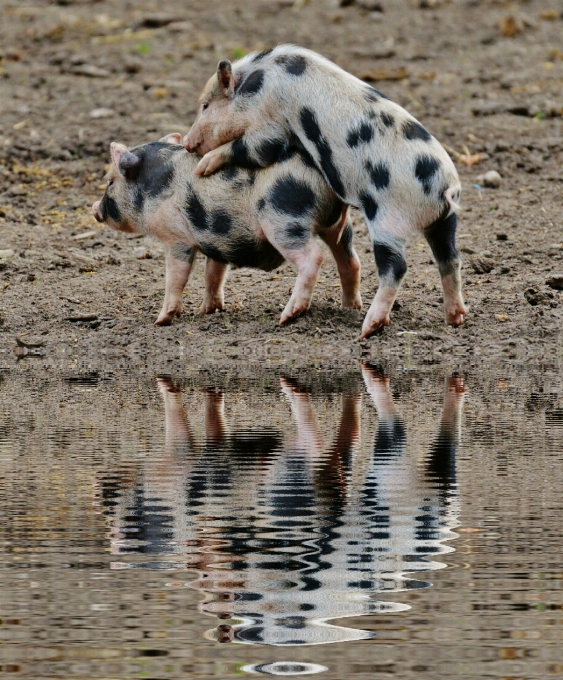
left=92, top=201, right=103, bottom=223
left=184, top=130, right=202, bottom=154
left=183, top=134, right=194, bottom=152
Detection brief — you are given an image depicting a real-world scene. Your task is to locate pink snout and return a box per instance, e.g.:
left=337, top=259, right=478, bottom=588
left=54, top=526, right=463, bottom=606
left=92, top=201, right=103, bottom=223
left=183, top=130, right=204, bottom=155
left=183, top=134, right=194, bottom=153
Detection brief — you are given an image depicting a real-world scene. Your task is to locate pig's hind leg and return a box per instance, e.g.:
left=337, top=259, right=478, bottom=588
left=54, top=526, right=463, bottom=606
left=318, top=207, right=362, bottom=311
left=423, top=211, right=466, bottom=326
left=260, top=218, right=323, bottom=325
left=360, top=226, right=408, bottom=340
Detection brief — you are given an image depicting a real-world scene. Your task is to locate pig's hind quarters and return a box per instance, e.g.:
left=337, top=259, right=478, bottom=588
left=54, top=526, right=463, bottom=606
left=259, top=177, right=361, bottom=324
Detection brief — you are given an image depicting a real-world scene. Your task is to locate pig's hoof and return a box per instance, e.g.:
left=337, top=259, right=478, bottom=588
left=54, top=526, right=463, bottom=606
left=155, top=307, right=182, bottom=326
left=359, top=315, right=389, bottom=340
left=446, top=303, right=467, bottom=327
left=155, top=315, right=175, bottom=326
left=195, top=151, right=224, bottom=176
left=199, top=300, right=224, bottom=314
left=342, top=294, right=362, bottom=310
left=279, top=302, right=310, bottom=325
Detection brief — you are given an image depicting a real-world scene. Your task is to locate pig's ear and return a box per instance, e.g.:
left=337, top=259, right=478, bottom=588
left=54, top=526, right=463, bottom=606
left=119, top=151, right=142, bottom=178
left=217, top=60, right=234, bottom=98
left=159, top=132, right=183, bottom=145
left=110, top=142, right=142, bottom=177
left=110, top=142, right=128, bottom=168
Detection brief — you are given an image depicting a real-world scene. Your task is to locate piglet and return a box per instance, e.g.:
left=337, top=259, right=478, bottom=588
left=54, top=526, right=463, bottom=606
left=185, top=45, right=467, bottom=338
left=92, top=134, right=361, bottom=326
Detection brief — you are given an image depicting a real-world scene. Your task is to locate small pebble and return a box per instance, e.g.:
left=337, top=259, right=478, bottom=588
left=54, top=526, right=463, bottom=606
left=496, top=233, right=508, bottom=241
left=483, top=170, right=502, bottom=188
left=90, top=108, right=115, bottom=119
left=546, top=275, right=563, bottom=290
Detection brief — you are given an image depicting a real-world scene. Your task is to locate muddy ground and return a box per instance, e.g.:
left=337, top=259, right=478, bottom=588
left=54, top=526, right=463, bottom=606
left=1, top=0, right=563, bottom=369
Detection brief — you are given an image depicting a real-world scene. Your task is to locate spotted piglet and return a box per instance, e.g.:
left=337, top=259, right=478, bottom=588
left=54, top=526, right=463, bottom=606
left=92, top=134, right=361, bottom=326
left=185, top=45, right=466, bottom=339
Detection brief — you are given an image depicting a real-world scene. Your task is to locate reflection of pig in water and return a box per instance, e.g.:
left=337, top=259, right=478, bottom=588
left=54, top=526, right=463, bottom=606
left=99, top=370, right=464, bottom=646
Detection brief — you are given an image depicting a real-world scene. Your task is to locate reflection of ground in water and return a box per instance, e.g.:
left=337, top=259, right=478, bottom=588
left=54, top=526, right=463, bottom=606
left=101, top=366, right=463, bottom=646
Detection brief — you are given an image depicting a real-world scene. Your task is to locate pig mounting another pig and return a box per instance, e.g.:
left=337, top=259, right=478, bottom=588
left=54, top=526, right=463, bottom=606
left=185, top=44, right=467, bottom=339
left=92, top=133, right=361, bottom=326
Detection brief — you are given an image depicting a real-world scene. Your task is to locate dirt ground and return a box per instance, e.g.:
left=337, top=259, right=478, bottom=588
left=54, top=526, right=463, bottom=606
left=1, top=0, right=563, bottom=369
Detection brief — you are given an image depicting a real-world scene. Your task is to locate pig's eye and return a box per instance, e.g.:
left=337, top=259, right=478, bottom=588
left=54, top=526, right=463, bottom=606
left=107, top=179, right=114, bottom=188
left=202, top=103, right=209, bottom=111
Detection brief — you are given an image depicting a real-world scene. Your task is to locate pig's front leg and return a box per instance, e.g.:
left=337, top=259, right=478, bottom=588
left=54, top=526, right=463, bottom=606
left=199, top=258, right=229, bottom=314
left=194, top=142, right=235, bottom=176
left=193, top=128, right=290, bottom=176
left=155, top=243, right=197, bottom=326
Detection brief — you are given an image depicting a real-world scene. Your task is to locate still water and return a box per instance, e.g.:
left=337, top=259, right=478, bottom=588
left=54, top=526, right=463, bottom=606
left=1, top=364, right=562, bottom=678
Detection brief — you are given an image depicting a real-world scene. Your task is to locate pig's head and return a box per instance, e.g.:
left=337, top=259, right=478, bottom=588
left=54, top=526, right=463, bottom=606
left=92, top=134, right=183, bottom=232
left=184, top=61, right=253, bottom=155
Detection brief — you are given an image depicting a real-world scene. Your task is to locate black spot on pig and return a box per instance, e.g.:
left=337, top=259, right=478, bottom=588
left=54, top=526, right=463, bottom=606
left=237, top=69, right=265, bottom=96
left=424, top=210, right=459, bottom=276
left=211, top=210, right=233, bottom=235
left=280, top=221, right=310, bottom=250
left=299, top=107, right=345, bottom=198
left=366, top=161, right=391, bottom=190
left=373, top=243, right=407, bottom=283
left=184, top=191, right=208, bottom=231
left=220, top=166, right=239, bottom=181
left=231, top=138, right=254, bottom=168
left=293, top=141, right=317, bottom=170
left=380, top=112, right=395, bottom=128
left=100, top=194, right=122, bottom=224
left=340, top=221, right=355, bottom=258
left=133, top=185, right=145, bottom=211
left=346, top=121, right=374, bottom=148
left=403, top=120, right=431, bottom=142
left=199, top=242, right=227, bottom=264
left=276, top=54, right=307, bottom=76
left=365, top=86, right=390, bottom=102
left=257, top=138, right=288, bottom=165
left=253, top=48, right=274, bottom=62
left=170, top=242, right=195, bottom=263
left=257, top=197, right=266, bottom=211
left=415, top=155, right=440, bottom=195
left=359, top=192, right=378, bottom=221
left=230, top=237, right=284, bottom=271
left=127, top=141, right=178, bottom=208
left=269, top=176, right=316, bottom=217
left=320, top=198, right=344, bottom=228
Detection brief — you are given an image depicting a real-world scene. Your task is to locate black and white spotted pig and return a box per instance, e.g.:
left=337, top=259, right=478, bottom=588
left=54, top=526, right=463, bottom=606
left=184, top=45, right=466, bottom=339
left=92, top=133, right=361, bottom=326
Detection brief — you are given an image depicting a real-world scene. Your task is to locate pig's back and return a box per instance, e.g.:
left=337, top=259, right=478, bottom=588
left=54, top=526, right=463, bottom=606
left=175, top=150, right=342, bottom=271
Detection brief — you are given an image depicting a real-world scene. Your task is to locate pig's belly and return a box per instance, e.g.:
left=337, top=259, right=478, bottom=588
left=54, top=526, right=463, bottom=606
left=198, top=234, right=285, bottom=272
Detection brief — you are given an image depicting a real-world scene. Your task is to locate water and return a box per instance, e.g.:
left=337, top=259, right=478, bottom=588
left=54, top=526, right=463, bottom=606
left=1, top=364, right=563, bottom=678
